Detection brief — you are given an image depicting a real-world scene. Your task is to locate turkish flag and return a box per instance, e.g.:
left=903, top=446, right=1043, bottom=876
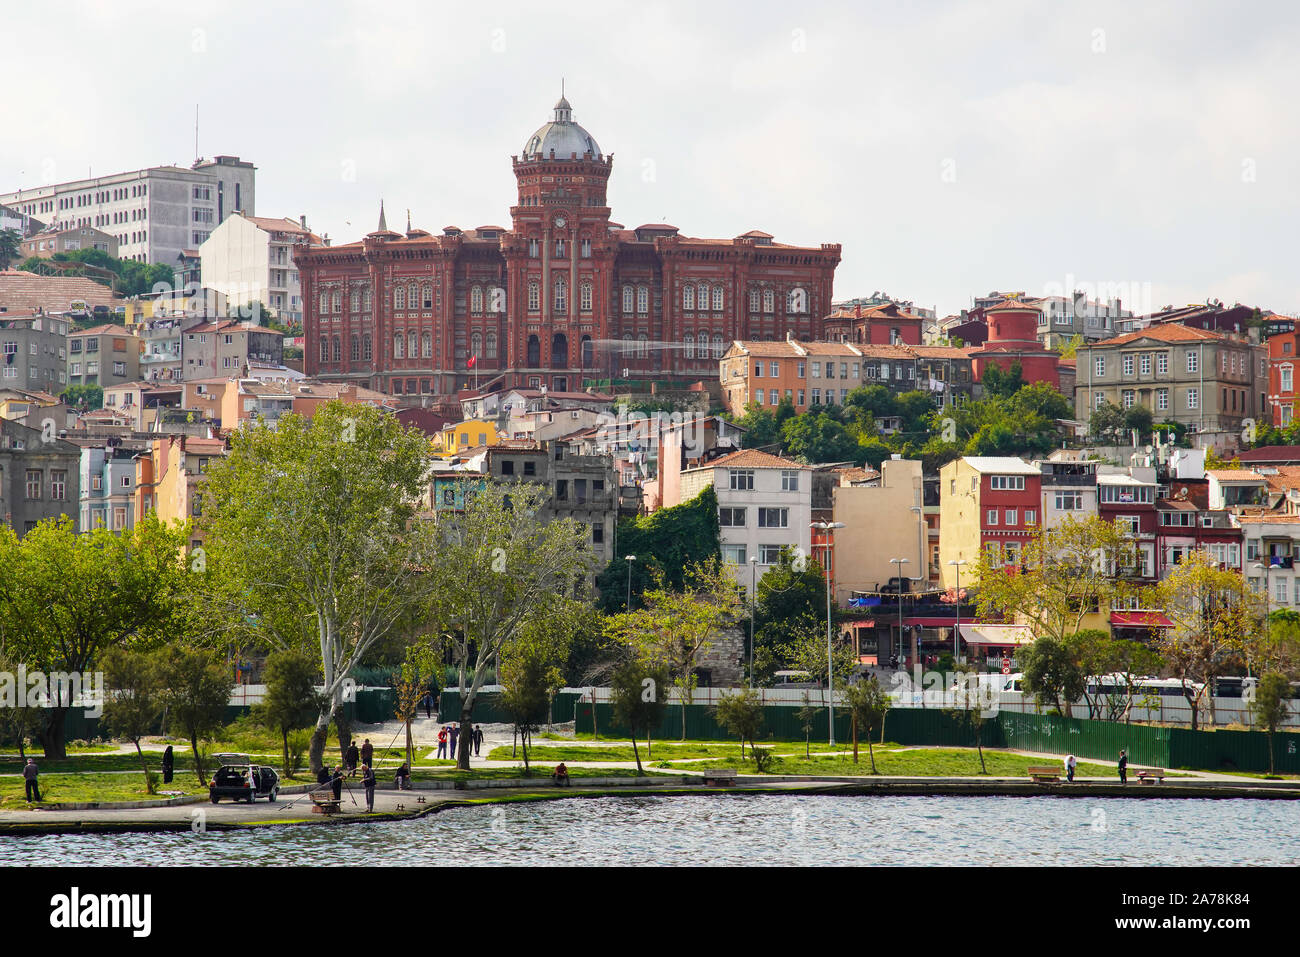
left=467, top=355, right=477, bottom=368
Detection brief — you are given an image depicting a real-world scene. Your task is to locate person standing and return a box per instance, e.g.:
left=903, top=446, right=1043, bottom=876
left=424, top=693, right=433, bottom=720
left=436, top=726, right=448, bottom=760
left=1065, top=753, right=1077, bottom=783
left=360, top=738, right=373, bottom=772
left=448, top=723, right=460, bottom=761
left=345, top=741, right=360, bottom=777
left=22, top=758, right=40, bottom=803
left=331, top=765, right=343, bottom=801
left=473, top=726, right=483, bottom=757
left=1118, top=749, right=1128, bottom=784
left=361, top=764, right=376, bottom=812
left=162, top=746, right=174, bottom=785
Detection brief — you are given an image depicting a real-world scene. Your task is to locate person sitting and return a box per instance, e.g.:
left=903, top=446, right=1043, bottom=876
left=552, top=762, right=570, bottom=787
left=394, top=762, right=412, bottom=790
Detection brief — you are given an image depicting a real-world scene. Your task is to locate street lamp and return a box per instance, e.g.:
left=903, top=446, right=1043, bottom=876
left=948, top=559, right=968, bottom=663
left=749, top=556, right=759, bottom=687
left=625, top=555, right=636, bottom=610
left=889, top=557, right=910, bottom=667
left=812, top=521, right=846, bottom=745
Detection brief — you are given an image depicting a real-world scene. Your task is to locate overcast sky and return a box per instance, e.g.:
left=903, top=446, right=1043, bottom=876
left=5, top=0, right=1297, bottom=317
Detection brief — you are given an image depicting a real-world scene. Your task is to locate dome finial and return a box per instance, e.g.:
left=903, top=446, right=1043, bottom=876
left=377, top=199, right=388, bottom=232
left=554, top=83, right=572, bottom=122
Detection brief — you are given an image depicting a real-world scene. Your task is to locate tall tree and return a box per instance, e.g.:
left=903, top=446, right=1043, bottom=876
left=426, top=479, right=593, bottom=770
left=0, top=228, right=21, bottom=271
left=100, top=649, right=163, bottom=793
left=1249, top=672, right=1292, bottom=776
left=714, top=687, right=764, bottom=759
left=843, top=676, right=889, bottom=772
left=608, top=657, right=669, bottom=774
left=255, top=650, right=324, bottom=776
left=0, top=515, right=189, bottom=758
left=157, top=648, right=234, bottom=786
left=201, top=401, right=435, bottom=774
left=499, top=620, right=570, bottom=774
left=1018, top=635, right=1086, bottom=717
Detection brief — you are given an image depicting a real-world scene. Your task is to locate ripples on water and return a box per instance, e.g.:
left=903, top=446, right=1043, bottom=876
left=2, top=795, right=1298, bottom=866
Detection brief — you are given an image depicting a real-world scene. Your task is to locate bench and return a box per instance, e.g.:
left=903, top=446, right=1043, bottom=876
left=1135, top=768, right=1166, bottom=784
left=1026, top=766, right=1062, bottom=783
left=311, top=792, right=343, bottom=815
left=700, top=769, right=739, bottom=787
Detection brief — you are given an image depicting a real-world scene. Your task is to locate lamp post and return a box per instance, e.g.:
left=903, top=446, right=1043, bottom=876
left=749, top=556, right=759, bottom=687
left=625, top=555, right=636, bottom=610
left=1253, top=560, right=1270, bottom=680
left=812, top=521, right=845, bottom=745
left=948, top=559, right=968, bottom=663
left=889, top=557, right=910, bottom=666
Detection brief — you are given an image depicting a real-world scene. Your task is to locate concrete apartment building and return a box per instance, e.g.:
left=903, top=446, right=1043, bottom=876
left=1075, top=325, right=1265, bottom=451
left=73, top=437, right=150, bottom=532
left=831, top=457, right=927, bottom=605
left=21, top=224, right=118, bottom=260
left=133, top=434, right=228, bottom=546
left=181, top=376, right=397, bottom=431
left=938, top=456, right=1042, bottom=589
left=1, top=156, right=256, bottom=267
left=67, top=325, right=141, bottom=389
left=200, top=214, right=318, bottom=325
left=181, top=320, right=283, bottom=379
left=0, top=417, right=81, bottom=535
left=677, top=448, right=812, bottom=594
left=1, top=312, right=69, bottom=394
left=1031, top=293, right=1132, bottom=349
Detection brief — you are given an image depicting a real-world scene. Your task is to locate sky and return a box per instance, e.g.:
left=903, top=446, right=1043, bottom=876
left=4, top=0, right=1298, bottom=318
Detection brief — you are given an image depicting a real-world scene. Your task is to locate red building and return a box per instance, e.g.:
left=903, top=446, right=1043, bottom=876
left=295, top=97, right=841, bottom=402
left=1266, top=327, right=1300, bottom=426
left=970, top=298, right=1060, bottom=389
left=822, top=302, right=923, bottom=345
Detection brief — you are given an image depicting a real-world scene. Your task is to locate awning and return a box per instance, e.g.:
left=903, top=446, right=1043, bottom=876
left=958, top=624, right=1035, bottom=647
left=1110, top=612, right=1174, bottom=628
left=903, top=616, right=957, bottom=628
left=847, top=620, right=875, bottom=629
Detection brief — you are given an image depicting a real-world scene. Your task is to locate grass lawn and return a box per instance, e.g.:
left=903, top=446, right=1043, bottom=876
left=409, top=766, right=674, bottom=783
left=659, top=748, right=1117, bottom=778
left=0, top=772, right=208, bottom=810
left=486, top=741, right=873, bottom=763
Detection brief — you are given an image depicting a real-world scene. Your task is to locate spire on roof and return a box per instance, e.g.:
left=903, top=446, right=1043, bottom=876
left=378, top=199, right=387, bottom=233
left=406, top=208, right=411, bottom=233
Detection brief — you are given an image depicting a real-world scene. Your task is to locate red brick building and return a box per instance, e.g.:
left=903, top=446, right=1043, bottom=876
left=970, top=298, right=1061, bottom=389
left=822, top=301, right=923, bottom=345
left=295, top=97, right=841, bottom=401
left=1266, top=326, right=1300, bottom=426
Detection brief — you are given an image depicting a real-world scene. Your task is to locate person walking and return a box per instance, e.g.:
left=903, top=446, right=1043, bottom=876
left=360, top=738, right=373, bottom=772
left=345, top=742, right=360, bottom=777
left=436, top=726, right=448, bottom=760
left=473, top=726, right=483, bottom=757
left=361, top=764, right=376, bottom=812
left=423, top=693, right=433, bottom=720
left=162, top=746, right=174, bottom=785
left=448, top=723, right=460, bottom=761
left=1118, top=749, right=1128, bottom=784
left=22, top=758, right=40, bottom=803
left=1065, top=753, right=1077, bottom=783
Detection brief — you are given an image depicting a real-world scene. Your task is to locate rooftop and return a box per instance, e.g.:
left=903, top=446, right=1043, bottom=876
left=962, top=456, right=1039, bottom=475
left=688, top=448, right=810, bottom=471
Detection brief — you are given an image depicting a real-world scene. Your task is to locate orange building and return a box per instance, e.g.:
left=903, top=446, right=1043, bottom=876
left=132, top=434, right=228, bottom=547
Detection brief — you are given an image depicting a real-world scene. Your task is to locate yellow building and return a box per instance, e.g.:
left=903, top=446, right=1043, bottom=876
left=434, top=418, right=502, bottom=457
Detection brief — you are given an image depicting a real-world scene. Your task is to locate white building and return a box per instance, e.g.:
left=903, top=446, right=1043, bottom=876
left=200, top=213, right=317, bottom=324
left=678, top=448, right=812, bottom=594
left=1028, top=293, right=1133, bottom=348
left=0, top=156, right=256, bottom=268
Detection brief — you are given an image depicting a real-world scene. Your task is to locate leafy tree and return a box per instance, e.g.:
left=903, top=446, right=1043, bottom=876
left=100, top=649, right=162, bottom=793
left=942, top=665, right=989, bottom=773
left=605, top=559, right=743, bottom=740
left=1249, top=672, right=1292, bottom=776
left=753, top=548, right=826, bottom=679
left=1260, top=609, right=1300, bottom=679
left=843, top=676, right=889, bottom=771
left=845, top=384, right=897, bottom=422
left=894, top=391, right=937, bottom=433
left=1145, top=552, right=1262, bottom=730
left=60, top=384, right=103, bottom=411
left=981, top=359, right=1025, bottom=398
left=201, top=402, right=434, bottom=774
left=427, top=479, right=593, bottom=770
left=734, top=401, right=780, bottom=449
left=1019, top=635, right=1086, bottom=717
left=0, top=651, right=42, bottom=760
left=256, top=650, right=324, bottom=776
left=1124, top=404, right=1154, bottom=438
left=780, top=625, right=858, bottom=715
left=714, top=687, right=764, bottom=759
left=858, top=437, right=895, bottom=469
left=781, top=413, right=860, bottom=463
left=609, top=657, right=669, bottom=774
left=1066, top=631, right=1164, bottom=721
left=499, top=620, right=570, bottom=774
left=157, top=649, right=234, bottom=786
left=392, top=642, right=438, bottom=770
left=0, top=515, right=189, bottom=758
left=796, top=692, right=821, bottom=758
left=0, top=228, right=21, bottom=271
left=1089, top=401, right=1127, bottom=443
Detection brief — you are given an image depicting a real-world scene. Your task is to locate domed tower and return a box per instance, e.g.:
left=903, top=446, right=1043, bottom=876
left=513, top=95, right=613, bottom=210
left=971, top=298, right=1061, bottom=389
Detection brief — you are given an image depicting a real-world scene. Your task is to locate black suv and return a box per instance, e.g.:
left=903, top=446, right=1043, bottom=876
left=209, top=754, right=280, bottom=804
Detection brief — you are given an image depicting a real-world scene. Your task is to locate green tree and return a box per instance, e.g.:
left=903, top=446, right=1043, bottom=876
left=608, top=657, right=669, bottom=774
left=1089, top=401, right=1126, bottom=443
left=796, top=692, right=821, bottom=758
left=714, top=687, right=764, bottom=759
left=0, top=228, right=21, bottom=271
left=392, top=641, right=438, bottom=770
left=781, top=413, right=860, bottom=463
left=981, top=359, right=1025, bottom=398
left=734, top=401, right=780, bottom=449
left=157, top=649, right=234, bottom=786
left=60, top=384, right=104, bottom=411
left=843, top=676, right=889, bottom=772
left=499, top=620, right=570, bottom=774
left=752, top=548, right=826, bottom=681
left=1019, top=635, right=1086, bottom=717
left=1249, top=672, right=1292, bottom=776
left=99, top=649, right=162, bottom=793
left=1124, top=404, right=1154, bottom=439
left=255, top=650, right=323, bottom=776
left=0, top=515, right=190, bottom=759
left=201, top=402, right=434, bottom=775
left=426, top=479, right=593, bottom=770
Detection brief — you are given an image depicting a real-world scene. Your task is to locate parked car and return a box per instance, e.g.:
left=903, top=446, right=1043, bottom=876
left=209, top=754, right=280, bottom=804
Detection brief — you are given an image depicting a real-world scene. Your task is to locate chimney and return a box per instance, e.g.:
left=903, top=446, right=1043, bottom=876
left=300, top=214, right=307, bottom=230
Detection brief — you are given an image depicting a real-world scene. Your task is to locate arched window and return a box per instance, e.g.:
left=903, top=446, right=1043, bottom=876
left=319, top=338, right=329, bottom=362
left=394, top=285, right=406, bottom=310
left=712, top=334, right=724, bottom=358
left=581, top=335, right=593, bottom=366
left=697, top=283, right=708, bottom=310
left=526, top=335, right=540, bottom=367
left=471, top=332, right=482, bottom=358
left=622, top=333, right=633, bottom=357
left=489, top=286, right=504, bottom=314
left=787, top=287, right=807, bottom=313
left=422, top=332, right=432, bottom=358
left=350, top=290, right=360, bottom=312
left=712, top=285, right=724, bottom=311
left=749, top=289, right=760, bottom=313
left=684, top=334, right=695, bottom=359
left=332, top=337, right=341, bottom=362
left=422, top=283, right=432, bottom=309
left=407, top=283, right=418, bottom=308
left=350, top=335, right=360, bottom=361
left=636, top=334, right=648, bottom=358
left=394, top=332, right=405, bottom=359
left=763, top=289, right=774, bottom=313
left=331, top=292, right=342, bottom=313
left=622, top=285, right=634, bottom=314
left=408, top=331, right=417, bottom=359
left=683, top=285, right=695, bottom=310
left=319, top=291, right=328, bottom=312
left=580, top=280, right=592, bottom=312
left=470, top=286, right=484, bottom=314
left=636, top=285, right=649, bottom=314
left=363, top=287, right=372, bottom=310
left=528, top=281, right=540, bottom=312
left=486, top=331, right=498, bottom=359
left=554, top=276, right=567, bottom=313
left=363, top=334, right=372, bottom=360
left=552, top=333, right=568, bottom=368
left=698, top=331, right=709, bottom=358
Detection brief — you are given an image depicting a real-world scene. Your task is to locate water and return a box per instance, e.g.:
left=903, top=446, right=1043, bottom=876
left=2, top=795, right=1298, bottom=866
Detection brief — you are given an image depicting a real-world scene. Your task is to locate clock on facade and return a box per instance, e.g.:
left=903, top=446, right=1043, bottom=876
left=554, top=216, right=566, bottom=228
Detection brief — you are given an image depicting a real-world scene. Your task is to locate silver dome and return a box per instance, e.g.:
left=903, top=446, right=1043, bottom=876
left=523, top=98, right=601, bottom=158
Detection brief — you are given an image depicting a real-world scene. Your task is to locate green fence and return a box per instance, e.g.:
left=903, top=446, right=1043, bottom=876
left=439, top=690, right=580, bottom=725
left=1169, top=726, right=1300, bottom=775
left=996, top=711, right=1172, bottom=769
